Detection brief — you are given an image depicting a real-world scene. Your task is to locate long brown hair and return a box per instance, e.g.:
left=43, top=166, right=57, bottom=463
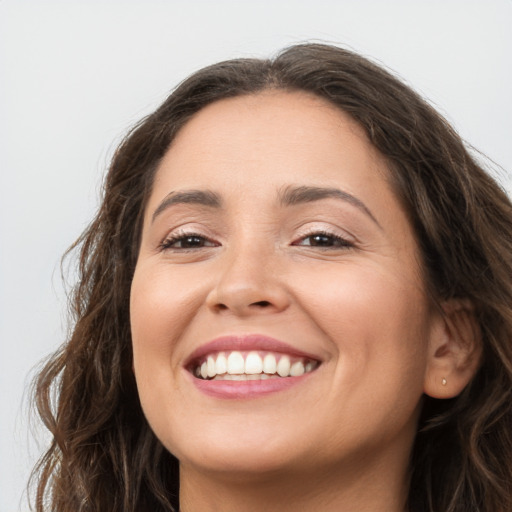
left=30, top=43, right=512, bottom=512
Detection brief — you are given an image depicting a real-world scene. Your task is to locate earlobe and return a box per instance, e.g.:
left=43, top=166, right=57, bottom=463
left=424, top=299, right=482, bottom=399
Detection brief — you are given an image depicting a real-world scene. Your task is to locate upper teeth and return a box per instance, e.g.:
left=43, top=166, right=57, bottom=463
left=193, top=351, right=317, bottom=380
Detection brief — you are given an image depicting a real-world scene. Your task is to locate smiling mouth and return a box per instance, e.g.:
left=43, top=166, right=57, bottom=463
left=190, top=350, right=320, bottom=381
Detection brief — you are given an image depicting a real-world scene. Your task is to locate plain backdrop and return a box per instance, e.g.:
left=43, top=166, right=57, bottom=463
left=1, top=1, right=511, bottom=510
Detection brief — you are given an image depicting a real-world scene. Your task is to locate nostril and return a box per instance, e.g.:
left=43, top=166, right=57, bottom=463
left=251, top=301, right=272, bottom=308
left=213, top=300, right=275, bottom=313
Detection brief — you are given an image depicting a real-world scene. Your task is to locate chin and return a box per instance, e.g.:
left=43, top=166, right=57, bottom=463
left=163, top=422, right=304, bottom=477
left=180, top=451, right=300, bottom=483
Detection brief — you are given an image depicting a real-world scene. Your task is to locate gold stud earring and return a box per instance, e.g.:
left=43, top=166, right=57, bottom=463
left=442, top=378, right=447, bottom=386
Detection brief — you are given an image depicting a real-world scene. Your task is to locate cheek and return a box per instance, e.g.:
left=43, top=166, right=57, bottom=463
left=295, top=261, right=430, bottom=385
left=129, top=263, right=208, bottom=442
left=130, top=264, right=204, bottom=375
left=301, top=265, right=430, bottom=447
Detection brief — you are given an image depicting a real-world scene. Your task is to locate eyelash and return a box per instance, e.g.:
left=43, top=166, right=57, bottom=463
left=159, top=231, right=218, bottom=251
left=159, top=229, right=354, bottom=252
left=292, top=230, right=354, bottom=249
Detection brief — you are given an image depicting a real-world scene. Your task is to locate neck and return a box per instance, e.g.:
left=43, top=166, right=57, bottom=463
left=179, top=448, right=410, bottom=512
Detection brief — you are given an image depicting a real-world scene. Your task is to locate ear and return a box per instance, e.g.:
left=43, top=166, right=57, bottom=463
left=424, top=299, right=482, bottom=399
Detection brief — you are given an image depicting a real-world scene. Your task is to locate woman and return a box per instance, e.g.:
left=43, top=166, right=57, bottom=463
left=31, top=43, right=512, bottom=512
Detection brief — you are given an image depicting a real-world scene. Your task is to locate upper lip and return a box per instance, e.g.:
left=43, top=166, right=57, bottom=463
left=184, top=334, right=322, bottom=368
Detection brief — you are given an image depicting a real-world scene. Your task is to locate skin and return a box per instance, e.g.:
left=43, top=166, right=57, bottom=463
left=130, top=91, right=479, bottom=511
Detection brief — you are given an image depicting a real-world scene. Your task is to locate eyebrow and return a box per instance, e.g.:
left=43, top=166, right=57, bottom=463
left=152, top=189, right=222, bottom=223
left=151, top=185, right=381, bottom=229
left=278, top=185, right=382, bottom=229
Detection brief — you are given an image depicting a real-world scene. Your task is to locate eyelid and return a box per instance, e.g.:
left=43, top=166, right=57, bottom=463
left=291, top=222, right=357, bottom=244
left=158, top=225, right=221, bottom=252
left=291, top=231, right=354, bottom=249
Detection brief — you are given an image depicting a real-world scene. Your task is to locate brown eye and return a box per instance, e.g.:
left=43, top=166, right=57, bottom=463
left=161, top=234, right=217, bottom=250
left=294, top=232, right=353, bottom=249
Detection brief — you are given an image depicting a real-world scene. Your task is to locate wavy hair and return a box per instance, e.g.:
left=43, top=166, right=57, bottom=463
left=30, top=43, right=512, bottom=512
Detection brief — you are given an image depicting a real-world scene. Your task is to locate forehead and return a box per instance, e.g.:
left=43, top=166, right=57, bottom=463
left=153, top=91, right=389, bottom=196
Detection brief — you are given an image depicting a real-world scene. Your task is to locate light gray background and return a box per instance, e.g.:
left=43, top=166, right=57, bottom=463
left=1, top=1, right=511, bottom=510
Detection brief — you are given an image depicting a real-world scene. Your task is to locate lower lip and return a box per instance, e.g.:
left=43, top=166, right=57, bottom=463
left=189, top=372, right=313, bottom=399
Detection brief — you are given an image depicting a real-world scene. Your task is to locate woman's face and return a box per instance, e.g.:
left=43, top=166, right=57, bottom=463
left=130, top=91, right=441, bottom=479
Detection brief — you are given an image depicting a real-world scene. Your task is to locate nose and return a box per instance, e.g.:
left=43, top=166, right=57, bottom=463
left=205, top=244, right=290, bottom=316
